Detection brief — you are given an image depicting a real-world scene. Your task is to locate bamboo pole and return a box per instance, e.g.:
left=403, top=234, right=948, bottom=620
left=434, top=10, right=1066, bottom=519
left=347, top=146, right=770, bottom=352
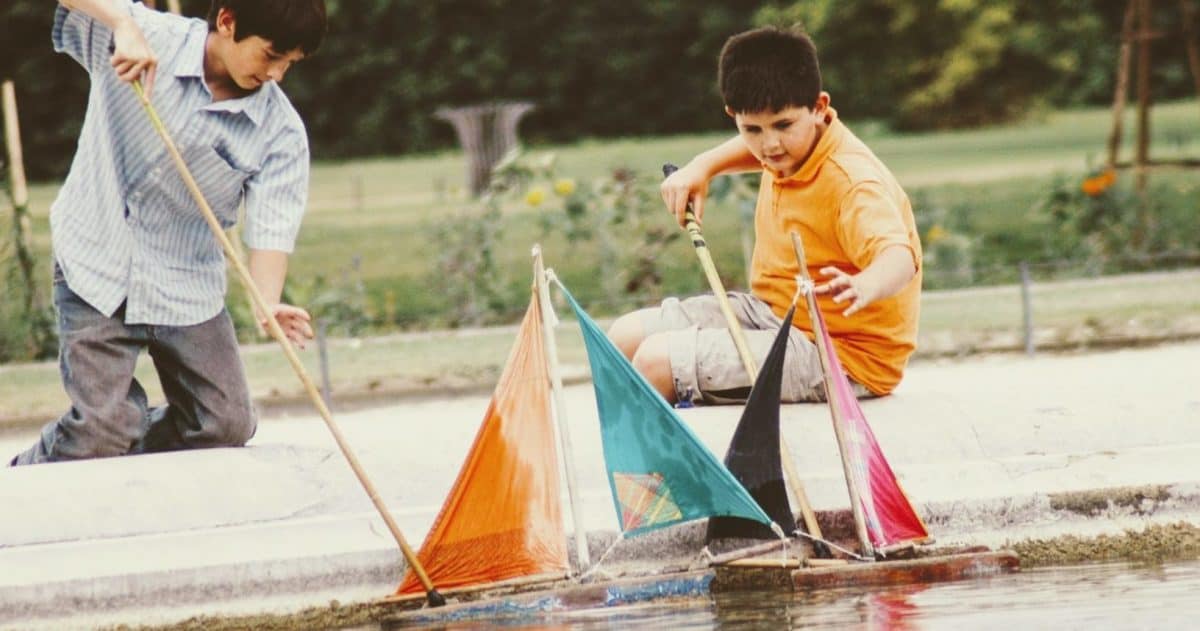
left=662, top=164, right=830, bottom=557
left=790, top=232, right=874, bottom=559
left=532, top=245, right=591, bottom=572
left=130, top=81, right=445, bottom=607
left=2, top=80, right=41, bottom=328
left=1108, top=0, right=1137, bottom=168
left=2, top=82, right=28, bottom=211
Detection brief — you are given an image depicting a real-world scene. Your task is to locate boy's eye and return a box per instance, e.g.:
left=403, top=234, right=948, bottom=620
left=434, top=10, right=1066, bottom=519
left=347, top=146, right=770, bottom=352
left=773, top=121, right=793, bottom=130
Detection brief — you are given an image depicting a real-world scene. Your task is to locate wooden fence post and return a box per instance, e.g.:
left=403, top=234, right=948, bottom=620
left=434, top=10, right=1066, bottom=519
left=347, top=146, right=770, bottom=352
left=1019, top=262, right=1035, bottom=356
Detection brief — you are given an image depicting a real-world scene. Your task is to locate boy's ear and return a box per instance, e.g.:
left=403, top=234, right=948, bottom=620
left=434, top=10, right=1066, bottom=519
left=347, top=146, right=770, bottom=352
left=813, top=91, right=831, bottom=113
left=216, top=7, right=237, bottom=36
left=724, top=105, right=736, bottom=118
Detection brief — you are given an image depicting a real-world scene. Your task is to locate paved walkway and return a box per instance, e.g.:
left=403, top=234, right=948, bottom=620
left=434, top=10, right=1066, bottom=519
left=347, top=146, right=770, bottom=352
left=1, top=342, right=1198, bottom=629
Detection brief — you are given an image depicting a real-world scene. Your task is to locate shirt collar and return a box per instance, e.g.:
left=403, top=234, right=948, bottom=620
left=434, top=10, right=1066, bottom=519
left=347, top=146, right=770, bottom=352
left=202, top=87, right=271, bottom=127
left=776, top=107, right=843, bottom=184
left=173, top=24, right=269, bottom=126
left=172, top=21, right=207, bottom=80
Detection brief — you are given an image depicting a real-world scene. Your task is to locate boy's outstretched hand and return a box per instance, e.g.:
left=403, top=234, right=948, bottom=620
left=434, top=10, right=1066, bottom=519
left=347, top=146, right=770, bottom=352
left=111, top=16, right=158, bottom=95
left=814, top=267, right=878, bottom=317
left=660, top=163, right=710, bottom=229
left=814, top=245, right=917, bottom=317
left=261, top=304, right=315, bottom=349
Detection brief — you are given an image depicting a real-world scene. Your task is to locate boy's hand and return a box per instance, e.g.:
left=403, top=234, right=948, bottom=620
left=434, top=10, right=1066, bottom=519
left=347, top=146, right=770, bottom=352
left=111, top=17, right=157, bottom=95
left=661, top=163, right=710, bottom=228
left=260, top=304, right=315, bottom=349
left=814, top=267, right=880, bottom=317
left=814, top=247, right=916, bottom=317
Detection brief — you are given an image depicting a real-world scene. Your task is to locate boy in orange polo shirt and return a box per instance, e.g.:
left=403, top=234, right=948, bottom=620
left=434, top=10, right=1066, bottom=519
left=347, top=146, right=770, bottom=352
left=608, top=26, right=922, bottom=405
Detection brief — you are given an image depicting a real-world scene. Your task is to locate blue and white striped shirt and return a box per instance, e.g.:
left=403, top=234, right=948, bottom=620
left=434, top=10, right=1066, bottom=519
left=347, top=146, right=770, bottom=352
left=51, top=0, right=310, bottom=326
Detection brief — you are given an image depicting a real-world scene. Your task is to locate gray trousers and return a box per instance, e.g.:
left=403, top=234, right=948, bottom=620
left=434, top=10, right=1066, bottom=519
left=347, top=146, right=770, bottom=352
left=10, top=271, right=255, bottom=466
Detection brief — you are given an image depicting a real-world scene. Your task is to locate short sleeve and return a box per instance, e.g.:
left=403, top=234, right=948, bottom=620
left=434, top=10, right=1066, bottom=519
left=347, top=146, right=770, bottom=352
left=836, top=183, right=919, bottom=271
left=242, top=129, right=309, bottom=252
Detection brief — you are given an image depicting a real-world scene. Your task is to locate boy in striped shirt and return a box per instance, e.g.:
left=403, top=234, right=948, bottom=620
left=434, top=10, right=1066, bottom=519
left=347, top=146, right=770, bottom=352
left=11, top=0, right=327, bottom=466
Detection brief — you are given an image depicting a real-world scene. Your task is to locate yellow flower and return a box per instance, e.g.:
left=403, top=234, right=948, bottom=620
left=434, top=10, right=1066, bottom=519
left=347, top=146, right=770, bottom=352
left=525, top=187, right=546, bottom=207
left=926, top=224, right=949, bottom=244
left=1081, top=169, right=1117, bottom=197
left=553, top=178, right=577, bottom=197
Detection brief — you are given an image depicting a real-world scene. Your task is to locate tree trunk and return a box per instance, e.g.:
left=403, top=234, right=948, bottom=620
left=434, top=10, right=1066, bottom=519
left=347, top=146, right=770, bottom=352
left=1108, top=0, right=1137, bottom=168
left=1135, top=0, right=1153, bottom=194
left=1181, top=0, right=1200, bottom=108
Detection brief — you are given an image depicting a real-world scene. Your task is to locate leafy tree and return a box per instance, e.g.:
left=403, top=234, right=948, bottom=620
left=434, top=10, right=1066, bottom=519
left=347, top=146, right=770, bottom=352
left=4, top=0, right=1196, bottom=177
left=755, top=0, right=1190, bottom=129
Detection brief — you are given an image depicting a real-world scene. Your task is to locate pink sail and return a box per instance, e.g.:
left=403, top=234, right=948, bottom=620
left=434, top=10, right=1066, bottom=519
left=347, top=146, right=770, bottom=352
left=812, top=300, right=931, bottom=551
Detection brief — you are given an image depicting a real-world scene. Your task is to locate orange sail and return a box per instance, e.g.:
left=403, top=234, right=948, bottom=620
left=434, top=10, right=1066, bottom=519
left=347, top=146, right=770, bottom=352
left=397, top=295, right=568, bottom=594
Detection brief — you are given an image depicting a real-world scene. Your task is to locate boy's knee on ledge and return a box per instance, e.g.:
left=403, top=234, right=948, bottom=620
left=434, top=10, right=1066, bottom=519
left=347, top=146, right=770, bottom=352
left=631, top=334, right=676, bottom=402
left=607, top=310, right=651, bottom=359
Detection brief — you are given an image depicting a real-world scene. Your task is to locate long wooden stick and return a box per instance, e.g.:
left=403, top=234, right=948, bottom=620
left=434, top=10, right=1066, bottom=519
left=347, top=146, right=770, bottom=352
left=790, top=232, right=874, bottom=559
left=2, top=81, right=28, bottom=210
left=3, top=81, right=36, bottom=312
left=130, top=81, right=445, bottom=607
left=532, top=245, right=591, bottom=572
left=662, top=164, right=829, bottom=557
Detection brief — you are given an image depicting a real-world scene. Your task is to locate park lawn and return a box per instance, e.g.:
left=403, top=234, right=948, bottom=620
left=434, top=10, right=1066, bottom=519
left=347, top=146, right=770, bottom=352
left=4, top=99, right=1199, bottom=424
left=2, top=268, right=1198, bottom=428
left=12, top=99, right=1199, bottom=320
left=22, top=98, right=1200, bottom=215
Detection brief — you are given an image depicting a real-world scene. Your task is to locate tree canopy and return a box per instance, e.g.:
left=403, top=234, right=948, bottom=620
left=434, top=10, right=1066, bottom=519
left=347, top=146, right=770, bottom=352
left=1, top=0, right=1196, bottom=179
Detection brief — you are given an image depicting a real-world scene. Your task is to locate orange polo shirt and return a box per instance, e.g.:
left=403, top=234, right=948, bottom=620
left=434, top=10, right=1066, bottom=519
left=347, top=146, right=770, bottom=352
left=750, top=109, right=922, bottom=395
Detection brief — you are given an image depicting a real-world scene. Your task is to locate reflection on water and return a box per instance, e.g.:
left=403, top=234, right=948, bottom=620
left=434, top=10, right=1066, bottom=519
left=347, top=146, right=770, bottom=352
left=396, top=559, right=1200, bottom=630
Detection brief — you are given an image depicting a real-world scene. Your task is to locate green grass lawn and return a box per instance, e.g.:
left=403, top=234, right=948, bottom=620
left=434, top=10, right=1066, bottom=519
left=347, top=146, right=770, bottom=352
left=3, top=99, right=1199, bottom=422
left=3, top=268, right=1197, bottom=428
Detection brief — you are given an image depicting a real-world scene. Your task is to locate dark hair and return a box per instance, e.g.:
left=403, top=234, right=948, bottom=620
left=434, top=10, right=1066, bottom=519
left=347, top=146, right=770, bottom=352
left=719, top=27, right=821, bottom=114
left=207, top=0, right=327, bottom=56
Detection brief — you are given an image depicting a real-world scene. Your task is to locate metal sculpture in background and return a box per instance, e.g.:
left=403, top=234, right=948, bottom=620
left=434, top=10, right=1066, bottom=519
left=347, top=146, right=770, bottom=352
left=436, top=102, right=534, bottom=197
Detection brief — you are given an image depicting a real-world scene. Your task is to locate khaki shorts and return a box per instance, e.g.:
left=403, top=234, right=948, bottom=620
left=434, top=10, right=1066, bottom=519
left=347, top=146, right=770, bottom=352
left=641, top=292, right=872, bottom=405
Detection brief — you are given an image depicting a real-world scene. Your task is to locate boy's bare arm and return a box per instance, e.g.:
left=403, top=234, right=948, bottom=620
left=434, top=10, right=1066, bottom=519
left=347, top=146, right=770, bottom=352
left=661, top=135, right=760, bottom=227
left=59, top=0, right=158, bottom=94
left=815, top=245, right=916, bottom=317
left=248, top=249, right=315, bottom=348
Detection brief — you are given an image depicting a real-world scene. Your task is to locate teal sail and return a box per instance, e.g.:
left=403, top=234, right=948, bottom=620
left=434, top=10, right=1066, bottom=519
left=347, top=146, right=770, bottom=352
left=557, top=284, right=774, bottom=537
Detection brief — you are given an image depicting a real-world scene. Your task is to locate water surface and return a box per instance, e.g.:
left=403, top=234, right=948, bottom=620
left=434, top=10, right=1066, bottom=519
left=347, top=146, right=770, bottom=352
left=389, top=560, right=1200, bottom=630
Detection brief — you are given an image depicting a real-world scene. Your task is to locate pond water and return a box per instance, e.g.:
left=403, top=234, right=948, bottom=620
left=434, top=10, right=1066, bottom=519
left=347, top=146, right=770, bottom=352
left=387, top=559, right=1200, bottom=630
